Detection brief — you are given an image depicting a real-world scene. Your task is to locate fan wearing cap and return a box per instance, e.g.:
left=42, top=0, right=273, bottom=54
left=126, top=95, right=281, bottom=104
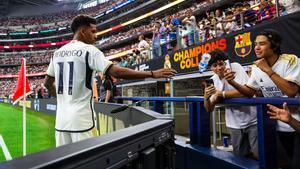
left=204, top=49, right=258, bottom=159
left=224, top=29, right=300, bottom=168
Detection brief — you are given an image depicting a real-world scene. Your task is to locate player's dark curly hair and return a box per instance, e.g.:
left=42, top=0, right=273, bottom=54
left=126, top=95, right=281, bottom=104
left=71, top=14, right=96, bottom=33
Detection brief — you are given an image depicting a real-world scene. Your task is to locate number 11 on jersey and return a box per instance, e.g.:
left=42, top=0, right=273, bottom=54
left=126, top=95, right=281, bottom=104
left=57, top=61, right=74, bottom=95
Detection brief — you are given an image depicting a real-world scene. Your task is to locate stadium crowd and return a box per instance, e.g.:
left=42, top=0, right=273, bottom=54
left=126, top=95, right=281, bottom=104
left=1, top=0, right=300, bottom=97
left=0, top=65, right=48, bottom=75
left=100, top=0, right=281, bottom=66
left=0, top=51, right=52, bottom=65
left=0, top=77, right=46, bottom=98
left=0, top=0, right=145, bottom=33
left=0, top=1, right=300, bottom=169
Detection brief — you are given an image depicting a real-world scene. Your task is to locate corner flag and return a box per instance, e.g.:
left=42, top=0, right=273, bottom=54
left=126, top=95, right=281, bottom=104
left=12, top=58, right=32, bottom=156
left=12, top=58, right=32, bottom=105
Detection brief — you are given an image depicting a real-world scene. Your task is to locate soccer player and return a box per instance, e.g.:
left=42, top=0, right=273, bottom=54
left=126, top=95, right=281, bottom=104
left=44, top=15, right=176, bottom=147
left=224, top=29, right=300, bottom=168
left=204, top=49, right=258, bottom=159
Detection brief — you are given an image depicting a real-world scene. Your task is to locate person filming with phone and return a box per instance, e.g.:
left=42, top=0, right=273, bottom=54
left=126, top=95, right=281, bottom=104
left=203, top=49, right=258, bottom=159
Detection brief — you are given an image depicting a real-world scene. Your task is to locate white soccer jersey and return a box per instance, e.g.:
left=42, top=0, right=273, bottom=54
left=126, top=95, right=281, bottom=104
left=47, top=40, right=112, bottom=132
left=246, top=54, right=300, bottom=132
left=212, top=62, right=257, bottom=129
left=183, top=16, right=197, bottom=31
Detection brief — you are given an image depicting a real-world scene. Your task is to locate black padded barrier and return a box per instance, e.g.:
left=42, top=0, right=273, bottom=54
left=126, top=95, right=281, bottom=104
left=0, top=102, right=175, bottom=169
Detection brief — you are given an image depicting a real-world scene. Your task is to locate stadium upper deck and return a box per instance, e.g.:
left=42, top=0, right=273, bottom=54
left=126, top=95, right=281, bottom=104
left=0, top=0, right=300, bottom=98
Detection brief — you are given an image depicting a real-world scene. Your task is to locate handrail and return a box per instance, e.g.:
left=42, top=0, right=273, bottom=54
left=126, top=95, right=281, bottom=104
left=116, top=96, right=300, bottom=105
left=116, top=96, right=300, bottom=169
left=116, top=96, right=186, bottom=102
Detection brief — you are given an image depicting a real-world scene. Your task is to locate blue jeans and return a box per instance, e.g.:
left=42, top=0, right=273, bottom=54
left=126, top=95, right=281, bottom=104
left=152, top=45, right=161, bottom=58
left=188, top=30, right=195, bottom=46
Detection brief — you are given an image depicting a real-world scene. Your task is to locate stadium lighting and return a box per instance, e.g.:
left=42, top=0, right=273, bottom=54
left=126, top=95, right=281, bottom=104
left=96, top=0, right=185, bottom=36
left=58, top=27, right=67, bottom=31
left=29, top=31, right=39, bottom=35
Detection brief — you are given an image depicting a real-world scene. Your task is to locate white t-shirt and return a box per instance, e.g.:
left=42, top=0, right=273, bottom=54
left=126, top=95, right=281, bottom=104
left=47, top=40, right=112, bottom=132
left=183, top=15, right=197, bottom=31
left=138, top=40, right=150, bottom=50
left=279, top=0, right=300, bottom=14
left=246, top=54, right=300, bottom=132
left=211, top=62, right=257, bottom=129
left=225, top=21, right=238, bottom=34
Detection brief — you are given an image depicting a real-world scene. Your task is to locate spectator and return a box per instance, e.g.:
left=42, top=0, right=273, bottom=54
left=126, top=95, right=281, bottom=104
left=204, top=49, right=258, bottom=159
left=224, top=29, right=300, bottom=169
left=37, top=83, right=46, bottom=99
left=171, top=13, right=181, bottom=27
left=99, top=74, right=114, bottom=103
left=233, top=2, right=244, bottom=29
left=212, top=9, right=225, bottom=37
left=279, top=0, right=300, bottom=15
left=267, top=103, right=300, bottom=133
left=167, top=14, right=180, bottom=49
left=267, top=102, right=300, bottom=169
left=137, top=35, right=150, bottom=61
left=182, top=9, right=198, bottom=46
left=119, top=56, right=129, bottom=67
left=215, top=9, right=223, bottom=22
left=243, top=2, right=257, bottom=27
left=159, top=21, right=168, bottom=56
left=152, top=21, right=162, bottom=58
left=257, top=0, right=277, bottom=23
left=224, top=11, right=238, bottom=34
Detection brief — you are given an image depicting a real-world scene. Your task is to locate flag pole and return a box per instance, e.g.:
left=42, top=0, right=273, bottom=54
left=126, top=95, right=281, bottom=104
left=23, top=58, right=26, bottom=156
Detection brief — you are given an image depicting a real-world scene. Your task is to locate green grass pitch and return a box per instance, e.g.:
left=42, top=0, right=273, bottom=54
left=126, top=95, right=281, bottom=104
left=0, top=103, right=55, bottom=162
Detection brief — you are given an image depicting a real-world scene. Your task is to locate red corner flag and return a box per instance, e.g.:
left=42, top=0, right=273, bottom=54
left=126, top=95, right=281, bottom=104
left=12, top=58, right=32, bottom=105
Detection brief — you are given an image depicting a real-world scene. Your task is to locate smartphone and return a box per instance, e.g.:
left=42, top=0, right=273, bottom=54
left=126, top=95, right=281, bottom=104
left=205, top=78, right=214, bottom=86
left=225, top=59, right=231, bottom=69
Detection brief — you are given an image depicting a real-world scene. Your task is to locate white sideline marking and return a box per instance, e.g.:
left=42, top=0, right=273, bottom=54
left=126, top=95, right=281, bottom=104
left=0, top=134, right=12, bottom=160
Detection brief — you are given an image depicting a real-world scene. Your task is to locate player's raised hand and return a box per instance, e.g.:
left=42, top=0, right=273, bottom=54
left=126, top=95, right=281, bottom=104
left=152, top=68, right=177, bottom=78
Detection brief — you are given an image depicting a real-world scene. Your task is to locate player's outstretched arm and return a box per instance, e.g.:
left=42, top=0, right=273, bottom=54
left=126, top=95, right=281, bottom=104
left=107, top=65, right=177, bottom=79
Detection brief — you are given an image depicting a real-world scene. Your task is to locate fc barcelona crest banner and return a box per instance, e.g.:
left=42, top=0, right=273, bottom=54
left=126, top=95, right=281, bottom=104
left=234, top=32, right=252, bottom=58
left=129, top=12, right=300, bottom=75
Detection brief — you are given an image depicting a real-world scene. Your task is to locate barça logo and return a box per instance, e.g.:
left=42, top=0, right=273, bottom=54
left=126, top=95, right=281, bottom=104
left=234, top=32, right=252, bottom=57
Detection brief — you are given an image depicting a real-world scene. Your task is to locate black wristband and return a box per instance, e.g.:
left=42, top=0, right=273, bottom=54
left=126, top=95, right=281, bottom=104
left=151, top=71, right=154, bottom=77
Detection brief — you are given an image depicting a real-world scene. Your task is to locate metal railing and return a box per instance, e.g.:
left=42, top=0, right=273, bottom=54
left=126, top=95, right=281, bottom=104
left=116, top=96, right=300, bottom=169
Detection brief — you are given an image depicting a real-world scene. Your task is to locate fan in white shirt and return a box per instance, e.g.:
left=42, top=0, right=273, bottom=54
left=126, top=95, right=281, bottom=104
left=204, top=49, right=258, bottom=158
left=223, top=29, right=300, bottom=168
